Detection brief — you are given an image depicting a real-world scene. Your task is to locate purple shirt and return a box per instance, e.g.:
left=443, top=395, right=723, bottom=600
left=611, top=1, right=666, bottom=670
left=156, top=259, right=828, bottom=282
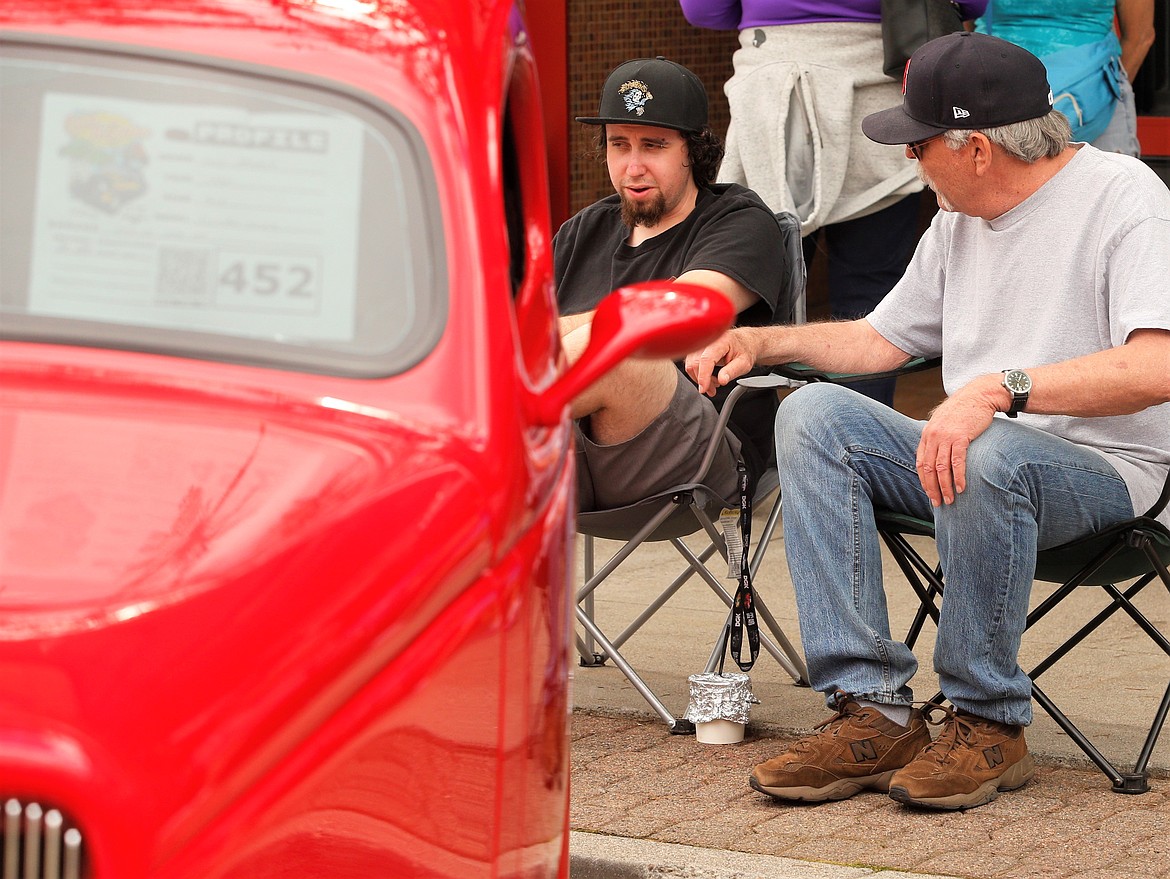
left=679, top=0, right=988, bottom=30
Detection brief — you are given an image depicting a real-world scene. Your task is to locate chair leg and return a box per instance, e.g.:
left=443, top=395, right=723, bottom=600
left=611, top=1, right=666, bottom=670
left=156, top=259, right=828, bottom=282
left=1026, top=573, right=1170, bottom=793
left=577, top=535, right=603, bottom=666
left=573, top=488, right=810, bottom=728
left=1030, top=680, right=1165, bottom=794
left=1133, top=681, right=1170, bottom=787
left=609, top=542, right=720, bottom=649
left=745, top=492, right=809, bottom=682
left=574, top=604, right=695, bottom=735
left=701, top=596, right=809, bottom=685
left=704, top=611, right=734, bottom=673
left=748, top=489, right=784, bottom=579
left=751, top=590, right=809, bottom=684
left=670, top=536, right=808, bottom=684
left=879, top=529, right=943, bottom=649
left=575, top=503, right=685, bottom=665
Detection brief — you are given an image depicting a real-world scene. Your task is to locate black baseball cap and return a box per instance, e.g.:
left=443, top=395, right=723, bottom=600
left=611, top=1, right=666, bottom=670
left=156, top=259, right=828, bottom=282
left=576, top=57, right=708, bottom=133
left=862, top=31, right=1054, bottom=145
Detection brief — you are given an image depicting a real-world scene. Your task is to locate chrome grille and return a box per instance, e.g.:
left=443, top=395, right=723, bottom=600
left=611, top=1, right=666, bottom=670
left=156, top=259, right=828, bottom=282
left=2, top=799, right=84, bottom=879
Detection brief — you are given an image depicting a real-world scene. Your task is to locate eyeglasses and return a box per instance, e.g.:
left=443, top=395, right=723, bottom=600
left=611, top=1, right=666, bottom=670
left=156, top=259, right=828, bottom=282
left=908, top=133, right=944, bottom=161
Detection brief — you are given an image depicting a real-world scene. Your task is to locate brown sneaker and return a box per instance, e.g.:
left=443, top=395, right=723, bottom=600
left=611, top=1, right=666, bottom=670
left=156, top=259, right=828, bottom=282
left=888, top=707, right=1036, bottom=810
left=749, top=692, right=931, bottom=802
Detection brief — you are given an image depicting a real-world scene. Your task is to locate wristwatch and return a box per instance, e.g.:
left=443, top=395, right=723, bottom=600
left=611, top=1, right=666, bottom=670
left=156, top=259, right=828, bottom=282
left=1001, top=369, right=1032, bottom=418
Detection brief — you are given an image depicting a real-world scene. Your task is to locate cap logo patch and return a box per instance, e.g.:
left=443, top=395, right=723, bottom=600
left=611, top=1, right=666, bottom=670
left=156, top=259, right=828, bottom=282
left=619, top=80, right=653, bottom=116
left=953, top=106, right=971, bottom=119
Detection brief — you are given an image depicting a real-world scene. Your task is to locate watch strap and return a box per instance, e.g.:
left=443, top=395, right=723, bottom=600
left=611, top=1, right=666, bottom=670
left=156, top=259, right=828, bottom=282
left=1002, top=369, right=1030, bottom=418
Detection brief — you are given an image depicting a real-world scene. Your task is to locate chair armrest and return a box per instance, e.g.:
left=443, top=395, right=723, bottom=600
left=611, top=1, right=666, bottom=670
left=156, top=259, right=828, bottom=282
left=735, top=373, right=804, bottom=391
left=771, top=356, right=942, bottom=386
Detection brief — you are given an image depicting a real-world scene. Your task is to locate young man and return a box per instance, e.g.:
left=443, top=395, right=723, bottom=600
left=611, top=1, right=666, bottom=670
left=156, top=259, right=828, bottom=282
left=687, top=32, right=1170, bottom=810
left=555, top=57, right=791, bottom=512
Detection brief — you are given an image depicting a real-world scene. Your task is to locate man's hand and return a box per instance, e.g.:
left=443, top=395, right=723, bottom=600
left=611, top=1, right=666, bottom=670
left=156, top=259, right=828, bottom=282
left=917, top=375, right=1005, bottom=506
left=685, top=328, right=759, bottom=396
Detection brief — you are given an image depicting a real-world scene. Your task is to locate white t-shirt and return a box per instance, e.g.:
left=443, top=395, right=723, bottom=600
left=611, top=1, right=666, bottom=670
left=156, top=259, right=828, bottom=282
left=868, top=145, right=1170, bottom=525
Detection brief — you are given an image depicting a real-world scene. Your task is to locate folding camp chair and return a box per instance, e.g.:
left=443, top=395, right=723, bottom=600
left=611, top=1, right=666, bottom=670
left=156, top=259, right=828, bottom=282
left=775, top=359, right=1170, bottom=793
left=876, top=470, right=1170, bottom=793
left=574, top=212, right=809, bottom=734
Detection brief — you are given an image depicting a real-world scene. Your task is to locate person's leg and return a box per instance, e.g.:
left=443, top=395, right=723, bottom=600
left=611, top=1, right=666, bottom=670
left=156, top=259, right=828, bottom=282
left=756, top=384, right=1136, bottom=807
left=562, top=321, right=678, bottom=444
left=752, top=383, right=933, bottom=802
left=575, top=371, right=743, bottom=511
left=889, top=421, right=1134, bottom=810
left=776, top=384, right=1136, bottom=720
left=930, top=419, right=1136, bottom=725
left=817, top=193, right=924, bottom=407
left=774, top=382, right=933, bottom=705
left=823, top=193, right=922, bottom=322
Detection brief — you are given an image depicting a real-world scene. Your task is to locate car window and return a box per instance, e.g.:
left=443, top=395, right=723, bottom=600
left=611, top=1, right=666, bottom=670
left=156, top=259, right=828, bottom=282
left=0, top=38, right=447, bottom=377
left=502, top=102, right=526, bottom=298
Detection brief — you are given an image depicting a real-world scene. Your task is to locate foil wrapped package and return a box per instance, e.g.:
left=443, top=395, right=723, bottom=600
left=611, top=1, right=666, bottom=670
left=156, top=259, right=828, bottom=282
left=683, top=672, right=759, bottom=725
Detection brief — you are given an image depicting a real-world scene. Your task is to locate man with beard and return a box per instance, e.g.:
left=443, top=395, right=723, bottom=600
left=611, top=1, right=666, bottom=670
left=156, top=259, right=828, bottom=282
left=555, top=57, right=789, bottom=513
left=687, top=31, right=1170, bottom=810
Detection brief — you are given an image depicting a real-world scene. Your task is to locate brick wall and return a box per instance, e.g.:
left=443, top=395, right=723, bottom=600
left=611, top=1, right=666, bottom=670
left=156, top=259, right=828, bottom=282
left=566, top=0, right=739, bottom=214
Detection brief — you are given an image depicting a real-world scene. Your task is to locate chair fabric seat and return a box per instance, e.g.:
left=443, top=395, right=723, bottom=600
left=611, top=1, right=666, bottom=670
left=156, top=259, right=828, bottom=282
left=875, top=510, right=1170, bottom=586
left=1035, top=516, right=1170, bottom=586
left=577, top=485, right=733, bottom=542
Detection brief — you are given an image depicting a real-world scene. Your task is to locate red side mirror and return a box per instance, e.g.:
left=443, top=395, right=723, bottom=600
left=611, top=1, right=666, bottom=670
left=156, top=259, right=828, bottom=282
left=529, top=280, right=734, bottom=426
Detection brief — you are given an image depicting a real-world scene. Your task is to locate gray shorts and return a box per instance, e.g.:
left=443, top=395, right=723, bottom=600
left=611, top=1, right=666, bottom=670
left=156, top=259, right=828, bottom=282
left=575, top=372, right=743, bottom=512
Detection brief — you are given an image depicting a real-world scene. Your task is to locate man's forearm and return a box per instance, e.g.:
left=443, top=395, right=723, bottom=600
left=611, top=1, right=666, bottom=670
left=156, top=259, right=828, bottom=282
left=689, top=317, right=913, bottom=396
left=1016, top=329, right=1170, bottom=417
left=749, top=318, right=912, bottom=375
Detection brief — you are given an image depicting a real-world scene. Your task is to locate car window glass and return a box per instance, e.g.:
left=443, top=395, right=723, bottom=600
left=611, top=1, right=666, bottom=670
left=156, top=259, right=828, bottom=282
left=0, top=39, right=447, bottom=377
left=502, top=102, right=525, bottom=297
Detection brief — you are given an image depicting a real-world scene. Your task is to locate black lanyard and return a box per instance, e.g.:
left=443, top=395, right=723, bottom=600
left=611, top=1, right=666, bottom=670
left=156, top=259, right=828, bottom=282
left=724, top=460, right=760, bottom=672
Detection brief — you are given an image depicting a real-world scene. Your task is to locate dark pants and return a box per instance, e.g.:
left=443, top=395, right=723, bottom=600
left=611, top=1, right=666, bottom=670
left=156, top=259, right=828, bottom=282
left=802, top=192, right=924, bottom=408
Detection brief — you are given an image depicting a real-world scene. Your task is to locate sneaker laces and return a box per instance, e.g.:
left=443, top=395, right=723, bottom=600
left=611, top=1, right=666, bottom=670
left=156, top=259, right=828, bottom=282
left=787, top=690, right=858, bottom=754
left=919, top=704, right=980, bottom=764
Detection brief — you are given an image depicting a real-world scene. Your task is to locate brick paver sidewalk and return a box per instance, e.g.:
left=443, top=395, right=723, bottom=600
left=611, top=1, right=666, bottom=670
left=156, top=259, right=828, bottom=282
left=570, top=710, right=1170, bottom=879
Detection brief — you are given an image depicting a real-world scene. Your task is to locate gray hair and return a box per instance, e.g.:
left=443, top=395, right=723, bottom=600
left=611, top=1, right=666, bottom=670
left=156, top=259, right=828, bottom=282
left=943, top=109, right=1072, bottom=162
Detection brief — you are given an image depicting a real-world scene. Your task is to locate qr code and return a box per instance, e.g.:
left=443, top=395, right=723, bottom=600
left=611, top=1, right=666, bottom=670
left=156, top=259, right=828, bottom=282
left=156, top=248, right=212, bottom=304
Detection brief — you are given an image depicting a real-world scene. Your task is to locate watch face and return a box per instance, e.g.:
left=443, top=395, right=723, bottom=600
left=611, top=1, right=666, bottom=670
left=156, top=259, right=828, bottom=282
left=1004, top=370, right=1032, bottom=393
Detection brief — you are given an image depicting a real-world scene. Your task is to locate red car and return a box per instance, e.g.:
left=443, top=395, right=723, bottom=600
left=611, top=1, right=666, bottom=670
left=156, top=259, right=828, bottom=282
left=0, top=2, right=732, bottom=877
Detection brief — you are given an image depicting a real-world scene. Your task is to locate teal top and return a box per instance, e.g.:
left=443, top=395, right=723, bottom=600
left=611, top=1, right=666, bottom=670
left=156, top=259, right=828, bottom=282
left=976, top=0, right=1116, bottom=57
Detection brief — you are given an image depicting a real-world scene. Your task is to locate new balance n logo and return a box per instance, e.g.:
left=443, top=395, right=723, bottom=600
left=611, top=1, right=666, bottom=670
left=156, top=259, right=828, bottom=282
left=983, top=745, right=1004, bottom=769
left=850, top=739, right=879, bottom=762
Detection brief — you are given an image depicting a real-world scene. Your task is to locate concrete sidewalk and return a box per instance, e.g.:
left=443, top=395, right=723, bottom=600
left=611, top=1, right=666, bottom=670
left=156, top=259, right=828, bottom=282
left=568, top=522, right=1170, bottom=879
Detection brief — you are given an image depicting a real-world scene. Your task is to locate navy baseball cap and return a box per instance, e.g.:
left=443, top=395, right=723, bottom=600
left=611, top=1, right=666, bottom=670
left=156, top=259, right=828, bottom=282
left=863, top=31, right=1054, bottom=145
left=577, top=57, right=708, bottom=133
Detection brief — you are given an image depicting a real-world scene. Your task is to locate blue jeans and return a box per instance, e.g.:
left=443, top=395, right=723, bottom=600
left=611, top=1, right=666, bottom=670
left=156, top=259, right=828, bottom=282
left=775, top=383, right=1135, bottom=725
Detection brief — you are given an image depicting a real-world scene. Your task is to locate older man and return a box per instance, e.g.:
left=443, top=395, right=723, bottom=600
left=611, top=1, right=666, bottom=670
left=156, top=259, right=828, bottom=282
left=555, top=57, right=791, bottom=513
left=688, top=31, right=1170, bottom=810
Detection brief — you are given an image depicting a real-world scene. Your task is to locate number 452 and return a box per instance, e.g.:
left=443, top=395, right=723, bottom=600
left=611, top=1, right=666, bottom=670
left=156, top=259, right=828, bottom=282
left=218, top=258, right=315, bottom=299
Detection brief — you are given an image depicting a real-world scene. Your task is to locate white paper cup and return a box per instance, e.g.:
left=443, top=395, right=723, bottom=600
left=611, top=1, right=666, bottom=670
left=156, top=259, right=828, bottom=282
left=684, top=672, right=758, bottom=744
left=695, top=718, right=745, bottom=745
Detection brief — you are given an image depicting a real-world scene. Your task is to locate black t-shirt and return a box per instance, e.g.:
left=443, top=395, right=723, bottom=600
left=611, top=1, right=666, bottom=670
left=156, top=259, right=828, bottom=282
left=553, top=183, right=790, bottom=481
